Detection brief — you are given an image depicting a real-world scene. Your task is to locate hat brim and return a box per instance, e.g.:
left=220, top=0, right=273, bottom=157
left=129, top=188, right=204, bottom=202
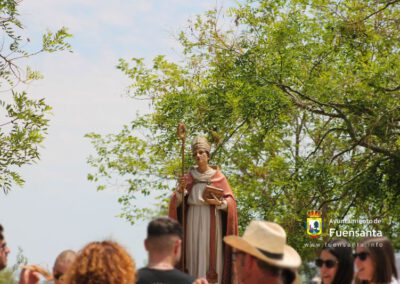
left=224, top=235, right=301, bottom=269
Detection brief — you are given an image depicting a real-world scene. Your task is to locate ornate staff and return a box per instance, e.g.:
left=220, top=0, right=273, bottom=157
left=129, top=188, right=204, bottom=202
left=177, top=122, right=186, bottom=272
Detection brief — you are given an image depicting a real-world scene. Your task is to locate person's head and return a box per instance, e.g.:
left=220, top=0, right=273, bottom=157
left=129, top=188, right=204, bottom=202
left=224, top=220, right=301, bottom=284
left=144, top=217, right=183, bottom=265
left=53, top=250, right=77, bottom=284
left=63, top=240, right=136, bottom=284
left=316, top=238, right=353, bottom=284
left=191, top=136, right=211, bottom=166
left=0, top=224, right=10, bottom=271
left=355, top=236, right=397, bottom=283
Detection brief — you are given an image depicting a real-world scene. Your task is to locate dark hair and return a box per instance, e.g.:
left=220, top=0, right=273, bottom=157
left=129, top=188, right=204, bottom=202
left=321, top=238, right=353, bottom=284
left=255, top=258, right=281, bottom=277
left=147, top=217, right=183, bottom=240
left=357, top=237, right=398, bottom=283
left=281, top=268, right=296, bottom=284
left=0, top=224, right=3, bottom=241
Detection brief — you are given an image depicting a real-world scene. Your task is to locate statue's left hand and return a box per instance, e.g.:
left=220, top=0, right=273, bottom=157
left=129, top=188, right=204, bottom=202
left=216, top=199, right=228, bottom=210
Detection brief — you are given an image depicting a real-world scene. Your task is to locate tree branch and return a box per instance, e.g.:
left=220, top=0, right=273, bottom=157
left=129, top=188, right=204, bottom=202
left=0, top=118, right=17, bottom=127
left=307, top=127, right=346, bottom=159
left=330, top=144, right=358, bottom=163
left=361, top=0, right=400, bottom=22
left=382, top=85, right=400, bottom=92
left=277, top=84, right=342, bottom=118
left=212, top=117, right=249, bottom=158
left=274, top=84, right=400, bottom=160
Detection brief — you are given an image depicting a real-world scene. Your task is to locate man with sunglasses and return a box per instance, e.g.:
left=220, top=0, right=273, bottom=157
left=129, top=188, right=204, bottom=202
left=0, top=224, right=11, bottom=271
left=224, top=220, right=301, bottom=284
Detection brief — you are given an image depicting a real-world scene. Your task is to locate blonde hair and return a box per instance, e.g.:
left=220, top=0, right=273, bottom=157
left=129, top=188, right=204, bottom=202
left=63, top=240, right=136, bottom=284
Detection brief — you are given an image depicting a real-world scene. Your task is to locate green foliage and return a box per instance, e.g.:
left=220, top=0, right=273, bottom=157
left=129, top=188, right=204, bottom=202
left=0, top=0, right=72, bottom=193
left=87, top=0, right=400, bottom=270
left=42, top=27, right=72, bottom=53
left=86, top=123, right=175, bottom=222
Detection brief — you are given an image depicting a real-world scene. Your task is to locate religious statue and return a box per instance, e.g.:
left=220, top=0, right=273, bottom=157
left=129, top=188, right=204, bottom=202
left=169, top=136, right=238, bottom=284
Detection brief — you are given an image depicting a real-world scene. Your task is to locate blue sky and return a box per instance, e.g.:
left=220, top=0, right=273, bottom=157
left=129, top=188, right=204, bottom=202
left=0, top=0, right=235, bottom=275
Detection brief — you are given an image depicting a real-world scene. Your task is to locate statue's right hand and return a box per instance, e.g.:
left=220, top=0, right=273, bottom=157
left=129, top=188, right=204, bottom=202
left=177, top=176, right=187, bottom=193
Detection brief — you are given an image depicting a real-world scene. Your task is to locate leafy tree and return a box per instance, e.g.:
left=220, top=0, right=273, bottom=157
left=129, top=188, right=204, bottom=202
left=87, top=0, right=400, bottom=267
left=0, top=0, right=72, bottom=193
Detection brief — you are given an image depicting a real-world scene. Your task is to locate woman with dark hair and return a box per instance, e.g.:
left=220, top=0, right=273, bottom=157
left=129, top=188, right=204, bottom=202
left=63, top=240, right=136, bottom=284
left=354, top=236, right=399, bottom=284
left=315, top=238, right=353, bottom=284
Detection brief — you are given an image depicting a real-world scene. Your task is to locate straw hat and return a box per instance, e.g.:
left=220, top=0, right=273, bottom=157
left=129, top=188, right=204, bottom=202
left=224, top=221, right=301, bottom=268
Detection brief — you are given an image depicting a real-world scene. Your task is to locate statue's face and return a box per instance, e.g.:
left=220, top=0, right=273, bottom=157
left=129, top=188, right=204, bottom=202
left=193, top=149, right=209, bottom=166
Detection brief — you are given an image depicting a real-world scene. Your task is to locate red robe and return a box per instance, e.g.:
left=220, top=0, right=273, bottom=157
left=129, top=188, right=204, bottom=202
left=169, top=168, right=238, bottom=284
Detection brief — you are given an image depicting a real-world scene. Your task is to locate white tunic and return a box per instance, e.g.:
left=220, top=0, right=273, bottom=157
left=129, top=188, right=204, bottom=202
left=185, top=167, right=224, bottom=284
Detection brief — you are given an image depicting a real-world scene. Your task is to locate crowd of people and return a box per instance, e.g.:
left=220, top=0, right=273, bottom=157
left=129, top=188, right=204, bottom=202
left=1, top=219, right=399, bottom=284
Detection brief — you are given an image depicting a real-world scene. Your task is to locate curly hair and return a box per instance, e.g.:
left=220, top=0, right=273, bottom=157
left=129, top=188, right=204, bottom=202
left=63, top=240, right=136, bottom=284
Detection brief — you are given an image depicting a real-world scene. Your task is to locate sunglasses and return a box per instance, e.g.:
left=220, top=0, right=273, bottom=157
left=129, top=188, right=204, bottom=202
left=353, top=252, right=369, bottom=261
left=315, top=258, right=338, bottom=268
